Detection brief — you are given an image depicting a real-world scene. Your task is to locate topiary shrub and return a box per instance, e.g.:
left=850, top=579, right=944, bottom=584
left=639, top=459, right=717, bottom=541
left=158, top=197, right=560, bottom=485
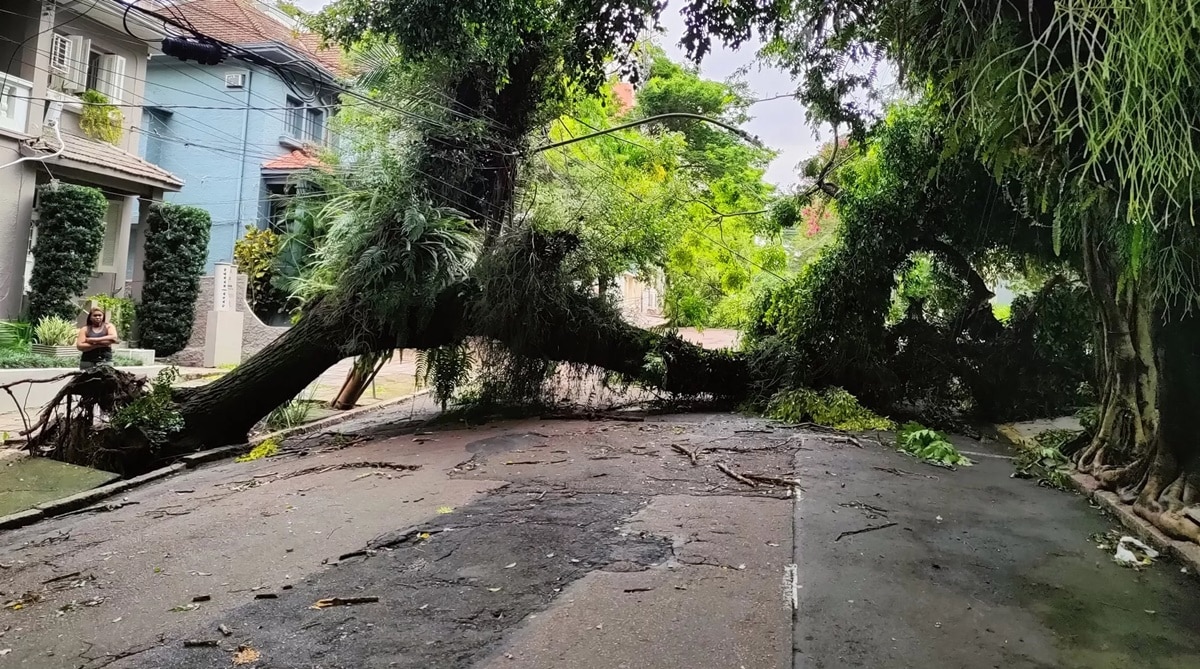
left=138, top=202, right=211, bottom=355
left=28, top=183, right=108, bottom=324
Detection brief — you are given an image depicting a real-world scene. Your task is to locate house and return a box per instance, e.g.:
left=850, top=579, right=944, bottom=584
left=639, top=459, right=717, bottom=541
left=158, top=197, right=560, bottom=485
left=138, top=0, right=344, bottom=279
left=0, top=0, right=183, bottom=320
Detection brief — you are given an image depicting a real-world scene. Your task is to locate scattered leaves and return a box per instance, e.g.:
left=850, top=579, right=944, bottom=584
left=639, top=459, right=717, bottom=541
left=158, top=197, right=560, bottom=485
left=896, top=423, right=972, bottom=467
left=236, top=439, right=280, bottom=463
left=233, top=645, right=261, bottom=665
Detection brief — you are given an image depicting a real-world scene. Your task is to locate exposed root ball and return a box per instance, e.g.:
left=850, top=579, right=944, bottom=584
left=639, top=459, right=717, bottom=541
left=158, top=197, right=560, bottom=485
left=23, top=366, right=159, bottom=475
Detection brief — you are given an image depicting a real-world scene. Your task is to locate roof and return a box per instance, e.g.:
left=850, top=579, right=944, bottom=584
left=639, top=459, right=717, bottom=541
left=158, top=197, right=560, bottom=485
left=24, top=133, right=184, bottom=190
left=262, top=149, right=324, bottom=171
left=612, top=82, right=635, bottom=114
left=168, top=0, right=347, bottom=76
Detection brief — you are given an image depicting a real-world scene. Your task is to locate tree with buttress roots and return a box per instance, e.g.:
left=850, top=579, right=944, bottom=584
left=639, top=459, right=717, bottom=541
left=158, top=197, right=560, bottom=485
left=681, top=0, right=1200, bottom=544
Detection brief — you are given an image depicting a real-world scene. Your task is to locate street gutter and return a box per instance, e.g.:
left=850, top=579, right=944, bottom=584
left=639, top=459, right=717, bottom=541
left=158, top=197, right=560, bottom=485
left=996, top=423, right=1200, bottom=576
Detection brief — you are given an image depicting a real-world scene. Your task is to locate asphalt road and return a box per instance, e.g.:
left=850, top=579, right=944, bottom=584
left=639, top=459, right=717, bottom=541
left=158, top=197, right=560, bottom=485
left=0, top=407, right=1197, bottom=668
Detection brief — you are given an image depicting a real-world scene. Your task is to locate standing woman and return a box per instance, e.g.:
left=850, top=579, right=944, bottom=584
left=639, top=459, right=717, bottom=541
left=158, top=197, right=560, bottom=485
left=76, top=308, right=119, bottom=369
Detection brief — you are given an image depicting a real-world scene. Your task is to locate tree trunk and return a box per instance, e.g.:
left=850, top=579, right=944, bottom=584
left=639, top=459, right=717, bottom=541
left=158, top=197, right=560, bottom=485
left=167, top=283, right=746, bottom=452
left=1074, top=221, right=1200, bottom=544
left=331, top=352, right=390, bottom=410
left=172, top=303, right=350, bottom=449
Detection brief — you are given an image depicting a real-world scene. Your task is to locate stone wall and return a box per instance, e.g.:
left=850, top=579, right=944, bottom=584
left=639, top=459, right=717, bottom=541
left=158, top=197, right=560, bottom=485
left=166, top=272, right=289, bottom=367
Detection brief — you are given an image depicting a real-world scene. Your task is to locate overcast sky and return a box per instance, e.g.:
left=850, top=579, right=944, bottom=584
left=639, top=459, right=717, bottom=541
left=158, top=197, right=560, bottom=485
left=292, top=0, right=825, bottom=187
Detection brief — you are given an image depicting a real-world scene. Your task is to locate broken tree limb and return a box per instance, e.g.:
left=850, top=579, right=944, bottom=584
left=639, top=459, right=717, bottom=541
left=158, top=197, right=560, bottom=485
left=743, top=473, right=804, bottom=489
left=671, top=443, right=700, bottom=465
left=715, top=462, right=756, bottom=487
left=834, top=522, right=898, bottom=542
left=311, top=596, right=380, bottom=609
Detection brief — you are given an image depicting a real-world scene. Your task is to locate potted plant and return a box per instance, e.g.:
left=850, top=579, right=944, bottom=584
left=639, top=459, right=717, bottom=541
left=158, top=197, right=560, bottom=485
left=31, top=315, right=79, bottom=358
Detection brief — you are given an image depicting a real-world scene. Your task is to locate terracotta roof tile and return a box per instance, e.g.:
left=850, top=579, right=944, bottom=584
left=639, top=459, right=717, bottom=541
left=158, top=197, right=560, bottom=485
left=169, top=0, right=347, bottom=76
left=612, top=82, right=635, bottom=114
left=262, top=149, right=323, bottom=171
left=50, top=133, right=183, bottom=189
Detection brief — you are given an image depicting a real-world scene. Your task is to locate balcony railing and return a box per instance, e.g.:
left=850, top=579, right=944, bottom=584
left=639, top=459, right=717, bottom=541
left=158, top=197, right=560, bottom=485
left=0, top=74, right=32, bottom=135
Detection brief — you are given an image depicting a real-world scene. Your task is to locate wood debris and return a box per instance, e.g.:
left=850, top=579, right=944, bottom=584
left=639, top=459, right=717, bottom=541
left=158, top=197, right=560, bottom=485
left=311, top=596, right=380, bottom=609
left=834, top=522, right=898, bottom=542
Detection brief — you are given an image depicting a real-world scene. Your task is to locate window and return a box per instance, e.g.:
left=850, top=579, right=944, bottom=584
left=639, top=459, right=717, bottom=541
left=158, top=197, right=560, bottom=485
left=50, top=35, right=90, bottom=94
left=285, top=96, right=304, bottom=139
left=305, top=107, right=324, bottom=142
left=48, top=35, right=125, bottom=103
left=284, top=96, right=327, bottom=143
left=96, top=199, right=124, bottom=273
left=85, top=51, right=101, bottom=91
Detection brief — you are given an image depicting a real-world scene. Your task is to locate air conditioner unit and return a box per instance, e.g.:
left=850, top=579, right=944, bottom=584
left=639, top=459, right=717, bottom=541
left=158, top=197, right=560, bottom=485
left=224, top=72, right=246, bottom=88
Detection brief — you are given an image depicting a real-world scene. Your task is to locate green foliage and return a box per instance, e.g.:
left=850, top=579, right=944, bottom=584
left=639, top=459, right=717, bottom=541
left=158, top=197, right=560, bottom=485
left=896, top=422, right=972, bottom=467
left=991, top=303, right=1011, bottom=323
left=138, top=203, right=211, bottom=356
left=765, top=387, right=895, bottom=431
left=33, top=316, right=77, bottom=346
left=110, top=367, right=183, bottom=442
left=0, top=320, right=33, bottom=350
left=1013, top=429, right=1081, bottom=490
left=90, top=295, right=135, bottom=341
left=265, top=387, right=318, bottom=430
left=527, top=51, right=780, bottom=329
left=28, top=183, right=107, bottom=323
left=417, top=343, right=473, bottom=411
left=233, top=226, right=291, bottom=318
left=0, top=350, right=141, bottom=368
left=1077, top=405, right=1100, bottom=433
left=78, top=90, right=123, bottom=144
left=744, top=101, right=1090, bottom=423
left=314, top=0, right=657, bottom=96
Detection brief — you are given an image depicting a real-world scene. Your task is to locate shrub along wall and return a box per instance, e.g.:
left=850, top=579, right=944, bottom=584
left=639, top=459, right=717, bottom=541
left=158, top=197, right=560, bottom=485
left=138, top=202, right=211, bottom=356
left=28, top=183, right=108, bottom=323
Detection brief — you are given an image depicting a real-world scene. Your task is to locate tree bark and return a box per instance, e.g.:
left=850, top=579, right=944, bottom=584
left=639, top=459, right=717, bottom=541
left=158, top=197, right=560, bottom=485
left=172, top=302, right=351, bottom=449
left=1074, top=220, right=1200, bottom=544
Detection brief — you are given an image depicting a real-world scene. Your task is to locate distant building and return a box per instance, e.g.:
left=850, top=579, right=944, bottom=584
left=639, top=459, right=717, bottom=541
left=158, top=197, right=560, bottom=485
left=0, top=0, right=182, bottom=319
left=138, top=0, right=344, bottom=279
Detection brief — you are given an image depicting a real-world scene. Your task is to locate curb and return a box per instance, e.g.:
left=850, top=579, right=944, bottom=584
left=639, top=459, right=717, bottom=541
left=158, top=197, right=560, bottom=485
left=244, top=388, right=433, bottom=450
left=0, top=389, right=432, bottom=533
left=994, top=423, right=1200, bottom=576
left=1069, top=474, right=1200, bottom=576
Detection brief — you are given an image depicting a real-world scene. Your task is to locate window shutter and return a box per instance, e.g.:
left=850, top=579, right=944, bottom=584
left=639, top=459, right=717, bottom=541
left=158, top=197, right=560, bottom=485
left=63, top=36, right=90, bottom=93
left=50, top=34, right=71, bottom=74
left=95, top=54, right=126, bottom=103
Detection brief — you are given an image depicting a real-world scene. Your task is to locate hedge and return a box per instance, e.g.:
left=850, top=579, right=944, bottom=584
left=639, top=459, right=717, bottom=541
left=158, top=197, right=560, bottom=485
left=138, top=202, right=211, bottom=355
left=28, top=184, right=108, bottom=323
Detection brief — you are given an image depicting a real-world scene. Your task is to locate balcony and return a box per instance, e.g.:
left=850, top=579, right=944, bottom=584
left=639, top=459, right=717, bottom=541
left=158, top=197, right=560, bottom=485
left=0, top=74, right=32, bottom=136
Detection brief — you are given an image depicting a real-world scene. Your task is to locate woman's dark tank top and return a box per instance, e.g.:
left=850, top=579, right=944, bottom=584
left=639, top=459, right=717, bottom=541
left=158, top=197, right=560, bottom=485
left=81, top=325, right=113, bottom=363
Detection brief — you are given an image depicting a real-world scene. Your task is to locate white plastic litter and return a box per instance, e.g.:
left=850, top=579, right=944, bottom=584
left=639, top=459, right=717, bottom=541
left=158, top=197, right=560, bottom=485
left=1113, top=536, right=1159, bottom=567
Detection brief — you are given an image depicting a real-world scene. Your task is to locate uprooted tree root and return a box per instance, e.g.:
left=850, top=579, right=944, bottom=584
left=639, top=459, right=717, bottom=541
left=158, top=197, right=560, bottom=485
left=20, top=366, right=160, bottom=475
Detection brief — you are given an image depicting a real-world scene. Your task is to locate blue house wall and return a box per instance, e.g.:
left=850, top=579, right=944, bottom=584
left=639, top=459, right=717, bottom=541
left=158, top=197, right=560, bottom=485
left=141, top=58, right=323, bottom=271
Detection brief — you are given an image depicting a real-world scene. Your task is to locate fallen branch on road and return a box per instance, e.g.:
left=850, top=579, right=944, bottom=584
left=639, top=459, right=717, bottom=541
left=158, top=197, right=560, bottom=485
left=311, top=596, right=380, bottom=609
left=671, top=443, right=701, bottom=465
left=834, top=522, right=898, bottom=542
left=715, top=462, right=757, bottom=486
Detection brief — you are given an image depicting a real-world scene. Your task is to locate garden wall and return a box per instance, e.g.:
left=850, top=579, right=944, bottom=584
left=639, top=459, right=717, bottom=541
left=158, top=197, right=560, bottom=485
left=162, top=272, right=288, bottom=367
